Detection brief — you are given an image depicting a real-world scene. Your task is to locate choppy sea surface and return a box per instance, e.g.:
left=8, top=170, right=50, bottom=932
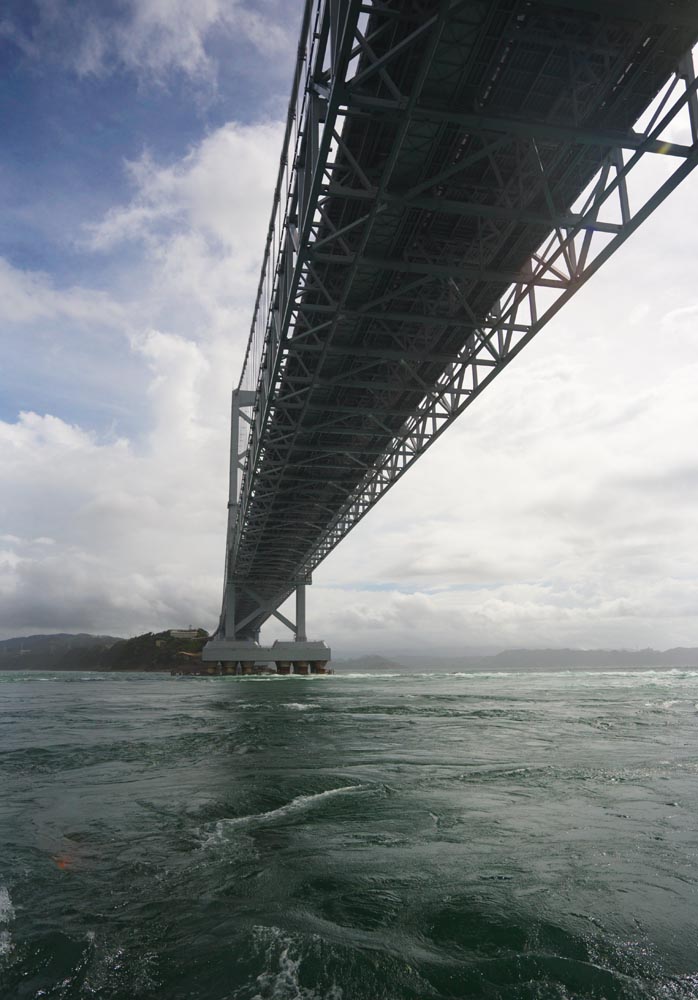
left=1, top=667, right=698, bottom=999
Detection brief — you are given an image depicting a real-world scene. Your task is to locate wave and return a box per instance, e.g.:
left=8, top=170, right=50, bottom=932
left=199, top=785, right=366, bottom=847
left=0, top=886, right=14, bottom=957
left=0, top=672, right=115, bottom=683
left=250, top=925, right=343, bottom=1000
left=0, top=887, right=14, bottom=925
left=330, top=668, right=698, bottom=685
left=4, top=666, right=698, bottom=686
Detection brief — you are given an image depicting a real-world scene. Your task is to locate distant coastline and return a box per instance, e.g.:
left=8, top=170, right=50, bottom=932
left=0, top=630, right=208, bottom=672
left=3, top=633, right=698, bottom=673
left=329, top=649, right=698, bottom=672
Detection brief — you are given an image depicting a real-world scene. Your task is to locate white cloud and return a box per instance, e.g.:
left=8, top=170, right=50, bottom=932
left=6, top=0, right=292, bottom=85
left=0, top=257, right=124, bottom=327
left=0, top=118, right=283, bottom=638
left=266, top=574, right=698, bottom=656
left=83, top=122, right=284, bottom=375
left=0, top=402, right=224, bottom=635
left=88, top=122, right=283, bottom=260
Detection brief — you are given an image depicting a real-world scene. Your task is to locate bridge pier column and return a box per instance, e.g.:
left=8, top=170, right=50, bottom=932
left=218, top=387, right=255, bottom=642
left=224, top=580, right=236, bottom=640
left=296, top=583, right=307, bottom=643
left=204, top=573, right=330, bottom=670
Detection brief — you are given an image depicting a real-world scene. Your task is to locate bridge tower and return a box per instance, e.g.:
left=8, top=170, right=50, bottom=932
left=203, top=387, right=331, bottom=671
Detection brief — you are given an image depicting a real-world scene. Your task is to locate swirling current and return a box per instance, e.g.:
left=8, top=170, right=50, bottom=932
left=1, top=667, right=698, bottom=999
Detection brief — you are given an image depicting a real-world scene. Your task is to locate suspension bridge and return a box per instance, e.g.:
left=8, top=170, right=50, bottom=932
left=203, top=0, right=698, bottom=672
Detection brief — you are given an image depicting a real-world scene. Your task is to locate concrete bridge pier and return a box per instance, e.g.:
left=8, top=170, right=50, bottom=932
left=295, top=584, right=307, bottom=643
left=203, top=576, right=331, bottom=672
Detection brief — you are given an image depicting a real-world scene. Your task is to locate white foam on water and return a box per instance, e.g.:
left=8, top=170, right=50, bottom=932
left=251, top=926, right=342, bottom=1000
left=0, top=887, right=14, bottom=957
left=253, top=941, right=302, bottom=1000
left=235, top=674, right=331, bottom=682
left=199, top=785, right=365, bottom=847
left=0, top=887, right=14, bottom=924
left=336, top=672, right=405, bottom=679
left=282, top=703, right=319, bottom=711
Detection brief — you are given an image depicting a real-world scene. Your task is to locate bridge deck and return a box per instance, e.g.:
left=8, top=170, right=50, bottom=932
left=224, top=0, right=698, bottom=639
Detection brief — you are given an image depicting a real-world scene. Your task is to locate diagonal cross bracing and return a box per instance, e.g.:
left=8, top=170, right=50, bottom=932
left=216, top=0, right=698, bottom=641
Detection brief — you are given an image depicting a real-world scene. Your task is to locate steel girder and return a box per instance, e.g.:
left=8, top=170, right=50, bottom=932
left=217, top=0, right=698, bottom=640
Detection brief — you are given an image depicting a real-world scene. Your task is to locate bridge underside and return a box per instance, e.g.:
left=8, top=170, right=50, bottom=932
left=216, top=0, right=698, bottom=642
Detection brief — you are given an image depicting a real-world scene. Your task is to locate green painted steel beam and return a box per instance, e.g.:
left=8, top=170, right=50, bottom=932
left=532, top=0, right=698, bottom=28
left=285, top=342, right=462, bottom=364
left=309, top=252, right=567, bottom=287
left=341, top=95, right=695, bottom=157
left=323, top=184, right=624, bottom=232
left=278, top=401, right=427, bottom=418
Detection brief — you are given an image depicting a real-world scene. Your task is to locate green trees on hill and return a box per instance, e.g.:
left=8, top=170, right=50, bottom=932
left=0, top=630, right=209, bottom=671
left=103, top=630, right=209, bottom=671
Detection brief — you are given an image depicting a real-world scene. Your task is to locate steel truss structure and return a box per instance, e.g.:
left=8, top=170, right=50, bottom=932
left=215, top=0, right=698, bottom=643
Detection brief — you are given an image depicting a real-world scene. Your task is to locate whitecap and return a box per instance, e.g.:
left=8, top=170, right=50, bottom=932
left=252, top=940, right=302, bottom=1000
left=0, top=888, right=14, bottom=957
left=199, top=785, right=365, bottom=847
left=250, top=926, right=343, bottom=1000
left=0, top=887, right=14, bottom=924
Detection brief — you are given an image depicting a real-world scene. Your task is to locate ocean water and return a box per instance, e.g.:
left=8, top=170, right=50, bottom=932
left=1, top=668, right=698, bottom=999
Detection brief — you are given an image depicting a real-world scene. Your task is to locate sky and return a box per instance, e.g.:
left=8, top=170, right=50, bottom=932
left=2, top=0, right=698, bottom=656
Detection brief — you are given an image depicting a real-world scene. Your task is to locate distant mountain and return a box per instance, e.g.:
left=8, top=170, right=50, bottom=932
left=0, top=630, right=209, bottom=672
left=3, top=634, right=698, bottom=673
left=386, top=648, right=698, bottom=671
left=332, top=654, right=404, bottom=672
left=0, top=633, right=122, bottom=671
left=473, top=647, right=698, bottom=669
